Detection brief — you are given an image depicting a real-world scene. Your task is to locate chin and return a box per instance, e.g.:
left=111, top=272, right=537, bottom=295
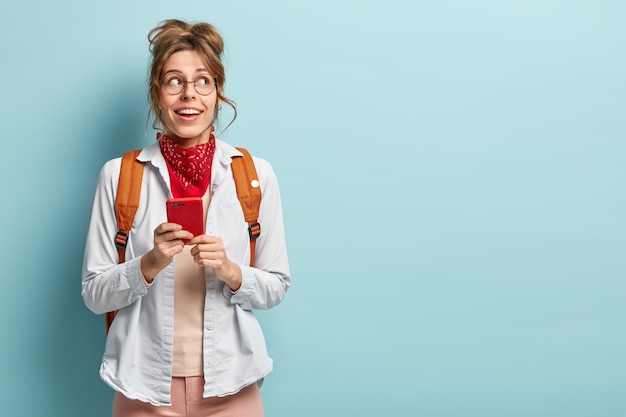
left=170, top=127, right=213, bottom=144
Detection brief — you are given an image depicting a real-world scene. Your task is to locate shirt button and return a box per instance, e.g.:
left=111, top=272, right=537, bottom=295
left=209, top=293, right=215, bottom=299
left=207, top=360, right=213, bottom=366
left=208, top=228, right=215, bottom=234
left=206, top=325, right=212, bottom=331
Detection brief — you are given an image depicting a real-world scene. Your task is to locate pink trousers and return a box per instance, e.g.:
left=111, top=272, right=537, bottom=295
left=112, top=377, right=264, bottom=417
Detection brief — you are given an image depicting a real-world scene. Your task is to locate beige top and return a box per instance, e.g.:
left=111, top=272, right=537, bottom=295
left=171, top=191, right=211, bottom=377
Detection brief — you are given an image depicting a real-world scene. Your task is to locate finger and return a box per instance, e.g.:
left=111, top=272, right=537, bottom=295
left=155, top=222, right=183, bottom=234
left=189, top=241, right=221, bottom=256
left=193, top=252, right=228, bottom=270
left=157, top=230, right=194, bottom=244
left=177, top=230, right=195, bottom=242
left=170, top=241, right=186, bottom=255
left=156, top=238, right=182, bottom=251
left=188, top=234, right=215, bottom=245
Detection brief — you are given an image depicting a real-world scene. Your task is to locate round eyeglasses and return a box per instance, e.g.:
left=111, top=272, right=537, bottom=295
left=161, top=75, right=216, bottom=96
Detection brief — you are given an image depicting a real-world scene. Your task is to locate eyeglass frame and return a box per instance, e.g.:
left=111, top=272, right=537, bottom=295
left=159, top=75, right=217, bottom=96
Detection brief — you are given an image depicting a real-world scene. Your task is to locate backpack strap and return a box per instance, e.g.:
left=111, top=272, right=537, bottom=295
left=106, top=149, right=144, bottom=333
left=114, top=149, right=145, bottom=263
left=232, top=147, right=262, bottom=266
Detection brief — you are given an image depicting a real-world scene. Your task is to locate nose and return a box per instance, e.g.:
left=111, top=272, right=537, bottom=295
left=182, top=81, right=196, bottom=99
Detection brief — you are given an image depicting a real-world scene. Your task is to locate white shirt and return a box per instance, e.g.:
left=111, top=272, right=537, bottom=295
left=81, top=139, right=291, bottom=406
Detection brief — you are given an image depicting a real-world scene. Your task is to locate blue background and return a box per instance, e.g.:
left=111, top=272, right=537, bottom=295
left=1, top=1, right=625, bottom=416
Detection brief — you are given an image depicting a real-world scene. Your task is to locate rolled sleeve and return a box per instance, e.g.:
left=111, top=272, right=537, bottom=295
left=222, top=265, right=256, bottom=304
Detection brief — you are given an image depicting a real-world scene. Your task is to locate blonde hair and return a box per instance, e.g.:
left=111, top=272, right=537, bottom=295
left=147, top=19, right=236, bottom=132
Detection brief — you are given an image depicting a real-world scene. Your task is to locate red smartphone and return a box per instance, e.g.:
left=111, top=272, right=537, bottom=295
left=166, top=197, right=204, bottom=241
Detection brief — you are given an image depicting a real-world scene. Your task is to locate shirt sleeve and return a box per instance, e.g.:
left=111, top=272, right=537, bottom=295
left=222, top=158, right=291, bottom=310
left=81, top=159, right=149, bottom=315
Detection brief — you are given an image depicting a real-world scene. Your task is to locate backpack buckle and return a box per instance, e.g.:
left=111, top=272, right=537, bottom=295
left=248, top=222, right=261, bottom=240
left=115, top=231, right=129, bottom=248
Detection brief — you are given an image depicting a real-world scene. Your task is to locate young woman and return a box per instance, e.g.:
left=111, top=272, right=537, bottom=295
left=82, top=19, right=290, bottom=417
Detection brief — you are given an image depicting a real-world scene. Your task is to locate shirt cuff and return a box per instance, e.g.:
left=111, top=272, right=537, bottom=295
left=125, top=257, right=150, bottom=296
left=223, top=265, right=255, bottom=303
left=142, top=273, right=155, bottom=288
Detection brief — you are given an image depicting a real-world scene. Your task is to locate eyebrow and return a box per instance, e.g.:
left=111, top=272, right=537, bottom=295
left=163, top=68, right=210, bottom=76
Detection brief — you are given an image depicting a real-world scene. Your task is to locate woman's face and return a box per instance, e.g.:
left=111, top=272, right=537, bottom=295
left=158, top=50, right=219, bottom=147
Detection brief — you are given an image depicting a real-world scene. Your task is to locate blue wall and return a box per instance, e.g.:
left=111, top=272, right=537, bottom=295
left=1, top=1, right=625, bottom=416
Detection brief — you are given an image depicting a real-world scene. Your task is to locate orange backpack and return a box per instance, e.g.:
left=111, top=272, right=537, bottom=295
left=106, top=147, right=262, bottom=333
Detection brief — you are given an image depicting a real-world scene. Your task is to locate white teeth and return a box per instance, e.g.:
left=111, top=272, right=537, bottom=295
left=177, top=109, right=201, bottom=115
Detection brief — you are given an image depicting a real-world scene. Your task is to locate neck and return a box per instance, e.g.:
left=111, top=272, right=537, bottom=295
left=163, top=129, right=214, bottom=148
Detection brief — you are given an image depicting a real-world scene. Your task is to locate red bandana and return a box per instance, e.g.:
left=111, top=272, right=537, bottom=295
left=158, top=133, right=216, bottom=198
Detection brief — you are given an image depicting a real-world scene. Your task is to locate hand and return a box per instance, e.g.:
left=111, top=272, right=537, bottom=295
left=141, top=223, right=194, bottom=283
left=189, top=234, right=242, bottom=291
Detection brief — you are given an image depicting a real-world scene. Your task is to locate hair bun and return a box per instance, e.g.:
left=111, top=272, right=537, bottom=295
left=191, top=23, right=224, bottom=56
left=149, top=19, right=224, bottom=58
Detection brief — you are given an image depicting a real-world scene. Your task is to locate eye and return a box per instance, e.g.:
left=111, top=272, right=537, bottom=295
left=195, top=76, right=211, bottom=86
left=164, top=76, right=183, bottom=86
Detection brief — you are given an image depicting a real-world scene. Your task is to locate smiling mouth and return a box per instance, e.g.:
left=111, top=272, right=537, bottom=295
left=176, top=108, right=202, bottom=115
